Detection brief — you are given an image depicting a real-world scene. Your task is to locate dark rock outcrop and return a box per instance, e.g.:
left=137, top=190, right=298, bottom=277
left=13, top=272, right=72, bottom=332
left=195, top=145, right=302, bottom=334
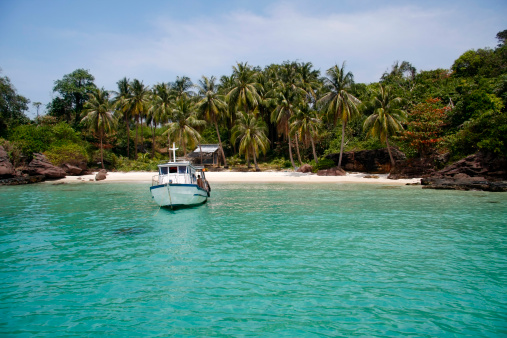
left=388, top=156, right=443, bottom=179
left=95, top=169, right=107, bottom=181
left=326, top=148, right=406, bottom=173
left=0, top=146, right=15, bottom=178
left=0, top=175, right=45, bottom=186
left=297, top=164, right=313, bottom=173
left=317, top=167, right=346, bottom=176
left=24, top=153, right=66, bottom=179
left=421, top=175, right=507, bottom=192
left=431, top=152, right=507, bottom=182
left=421, top=152, right=507, bottom=192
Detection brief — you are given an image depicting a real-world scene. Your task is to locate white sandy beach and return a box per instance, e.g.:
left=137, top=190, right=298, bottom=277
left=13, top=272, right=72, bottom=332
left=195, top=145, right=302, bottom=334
left=55, top=171, right=421, bottom=185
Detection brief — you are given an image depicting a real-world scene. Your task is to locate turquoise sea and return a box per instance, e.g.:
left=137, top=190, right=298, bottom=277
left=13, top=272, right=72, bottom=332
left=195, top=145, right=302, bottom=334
left=0, top=182, right=506, bottom=337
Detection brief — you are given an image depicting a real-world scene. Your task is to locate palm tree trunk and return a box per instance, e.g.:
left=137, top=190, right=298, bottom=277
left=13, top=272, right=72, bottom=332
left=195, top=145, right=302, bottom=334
left=215, top=121, right=228, bottom=168
left=295, top=132, right=302, bottom=165
left=140, top=113, right=144, bottom=153
left=310, top=133, right=318, bottom=164
left=246, top=150, right=251, bottom=169
left=386, top=137, right=395, bottom=168
left=287, top=125, right=296, bottom=170
left=338, top=122, right=346, bottom=168
left=100, top=130, right=104, bottom=169
left=151, top=121, right=156, bottom=159
left=182, top=133, right=187, bottom=156
left=252, top=145, right=260, bottom=171
left=125, top=113, right=130, bottom=159
left=167, top=134, right=171, bottom=161
left=134, top=115, right=139, bottom=160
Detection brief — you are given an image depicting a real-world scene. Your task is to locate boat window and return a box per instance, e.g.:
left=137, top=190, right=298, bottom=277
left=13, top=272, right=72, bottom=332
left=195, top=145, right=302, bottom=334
left=169, top=166, right=177, bottom=173
left=160, top=167, right=168, bottom=175
left=178, top=166, right=187, bottom=174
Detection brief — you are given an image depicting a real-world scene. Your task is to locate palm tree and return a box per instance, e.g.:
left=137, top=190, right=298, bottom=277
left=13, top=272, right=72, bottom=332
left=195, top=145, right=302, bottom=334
left=114, top=77, right=132, bottom=159
left=318, top=62, right=361, bottom=168
left=290, top=104, right=321, bottom=164
left=271, top=82, right=301, bottom=170
left=150, top=83, right=174, bottom=159
left=226, top=62, right=261, bottom=115
left=196, top=76, right=229, bottom=167
left=231, top=111, right=270, bottom=171
left=127, top=79, right=150, bottom=159
left=363, top=84, right=407, bottom=167
left=171, top=76, right=194, bottom=99
left=82, top=88, right=116, bottom=169
left=165, top=96, right=205, bottom=156
left=32, top=102, right=42, bottom=119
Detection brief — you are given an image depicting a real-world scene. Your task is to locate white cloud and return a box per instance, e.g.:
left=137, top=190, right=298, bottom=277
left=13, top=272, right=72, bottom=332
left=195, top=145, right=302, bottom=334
left=88, top=2, right=499, bottom=87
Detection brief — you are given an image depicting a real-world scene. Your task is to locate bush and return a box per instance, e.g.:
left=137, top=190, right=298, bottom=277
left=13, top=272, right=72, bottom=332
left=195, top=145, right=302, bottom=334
left=311, top=158, right=335, bottom=171
left=0, top=138, right=22, bottom=166
left=270, top=157, right=292, bottom=169
left=44, top=143, right=89, bottom=166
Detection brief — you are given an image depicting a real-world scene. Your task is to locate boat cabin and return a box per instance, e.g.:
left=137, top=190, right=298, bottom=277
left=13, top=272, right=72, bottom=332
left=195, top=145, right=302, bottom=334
left=156, top=161, right=203, bottom=185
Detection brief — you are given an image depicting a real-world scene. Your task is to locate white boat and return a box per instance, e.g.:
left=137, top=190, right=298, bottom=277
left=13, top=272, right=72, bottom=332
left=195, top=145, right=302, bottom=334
left=150, top=144, right=210, bottom=208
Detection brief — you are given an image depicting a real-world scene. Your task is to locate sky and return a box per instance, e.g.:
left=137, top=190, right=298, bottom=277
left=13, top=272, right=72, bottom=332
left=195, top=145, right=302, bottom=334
left=0, top=0, right=506, bottom=118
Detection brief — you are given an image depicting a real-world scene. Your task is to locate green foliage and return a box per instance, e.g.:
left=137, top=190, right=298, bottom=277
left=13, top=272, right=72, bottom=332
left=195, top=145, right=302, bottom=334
left=0, top=138, right=23, bottom=166
left=0, top=74, right=30, bottom=137
left=9, top=122, right=84, bottom=158
left=111, top=154, right=160, bottom=171
left=446, top=109, right=507, bottom=157
left=311, top=158, right=335, bottom=171
left=269, top=157, right=292, bottom=169
left=44, top=143, right=89, bottom=166
left=51, top=69, right=96, bottom=126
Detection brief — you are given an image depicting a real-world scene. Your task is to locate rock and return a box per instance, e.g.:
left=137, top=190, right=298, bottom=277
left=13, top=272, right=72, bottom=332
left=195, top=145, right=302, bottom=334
left=420, top=151, right=507, bottom=192
left=434, top=151, right=507, bottom=182
left=0, top=175, right=45, bottom=186
left=95, top=169, right=107, bottom=181
left=421, top=176, right=507, bottom=192
left=388, top=156, right=438, bottom=179
left=326, top=148, right=406, bottom=174
left=297, top=164, right=313, bottom=173
left=363, top=175, right=379, bottom=179
left=317, top=167, right=346, bottom=176
left=0, top=146, right=15, bottom=178
left=24, top=153, right=66, bottom=179
left=61, top=163, right=84, bottom=176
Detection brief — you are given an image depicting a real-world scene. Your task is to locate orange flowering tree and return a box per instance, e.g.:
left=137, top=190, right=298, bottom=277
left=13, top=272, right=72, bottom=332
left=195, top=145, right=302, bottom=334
left=400, top=98, right=450, bottom=157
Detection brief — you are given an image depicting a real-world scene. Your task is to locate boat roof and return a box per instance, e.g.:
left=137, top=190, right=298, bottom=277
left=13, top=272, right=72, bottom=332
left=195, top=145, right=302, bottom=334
left=157, top=161, right=205, bottom=171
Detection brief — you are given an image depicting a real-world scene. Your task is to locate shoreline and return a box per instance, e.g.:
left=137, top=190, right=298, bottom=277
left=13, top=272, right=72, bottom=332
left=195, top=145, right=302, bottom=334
left=52, top=171, right=421, bottom=185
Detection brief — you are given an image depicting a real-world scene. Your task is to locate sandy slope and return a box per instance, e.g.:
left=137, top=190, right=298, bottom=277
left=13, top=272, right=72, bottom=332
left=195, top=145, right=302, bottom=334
left=54, top=170, right=421, bottom=185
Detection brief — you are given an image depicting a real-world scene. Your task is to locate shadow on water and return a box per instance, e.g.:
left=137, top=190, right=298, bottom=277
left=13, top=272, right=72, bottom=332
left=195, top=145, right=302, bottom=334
left=113, top=227, right=146, bottom=236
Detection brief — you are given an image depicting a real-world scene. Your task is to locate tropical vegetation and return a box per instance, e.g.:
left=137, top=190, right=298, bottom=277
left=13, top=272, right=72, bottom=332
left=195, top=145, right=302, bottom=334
left=0, top=30, right=506, bottom=172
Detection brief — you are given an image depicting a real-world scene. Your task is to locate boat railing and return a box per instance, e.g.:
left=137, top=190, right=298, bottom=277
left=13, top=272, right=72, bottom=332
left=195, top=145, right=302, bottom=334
left=152, top=175, right=159, bottom=186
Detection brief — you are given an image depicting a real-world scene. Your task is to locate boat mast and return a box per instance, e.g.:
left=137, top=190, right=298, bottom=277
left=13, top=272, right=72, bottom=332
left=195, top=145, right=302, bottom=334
left=169, top=142, right=178, bottom=162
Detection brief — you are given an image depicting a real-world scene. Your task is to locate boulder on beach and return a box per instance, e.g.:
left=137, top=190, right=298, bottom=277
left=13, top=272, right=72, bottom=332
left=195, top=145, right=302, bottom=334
left=61, top=163, right=85, bottom=176
left=317, top=167, right=346, bottom=176
left=24, top=153, right=66, bottom=179
left=297, top=164, right=313, bottom=173
left=95, top=169, right=107, bottom=181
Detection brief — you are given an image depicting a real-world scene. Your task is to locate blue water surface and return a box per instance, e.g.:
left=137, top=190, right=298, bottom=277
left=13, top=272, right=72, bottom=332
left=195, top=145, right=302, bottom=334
left=0, top=182, right=506, bottom=337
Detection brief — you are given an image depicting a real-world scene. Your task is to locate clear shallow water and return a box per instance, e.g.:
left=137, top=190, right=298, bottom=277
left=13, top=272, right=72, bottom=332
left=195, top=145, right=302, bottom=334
left=0, top=182, right=506, bottom=337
